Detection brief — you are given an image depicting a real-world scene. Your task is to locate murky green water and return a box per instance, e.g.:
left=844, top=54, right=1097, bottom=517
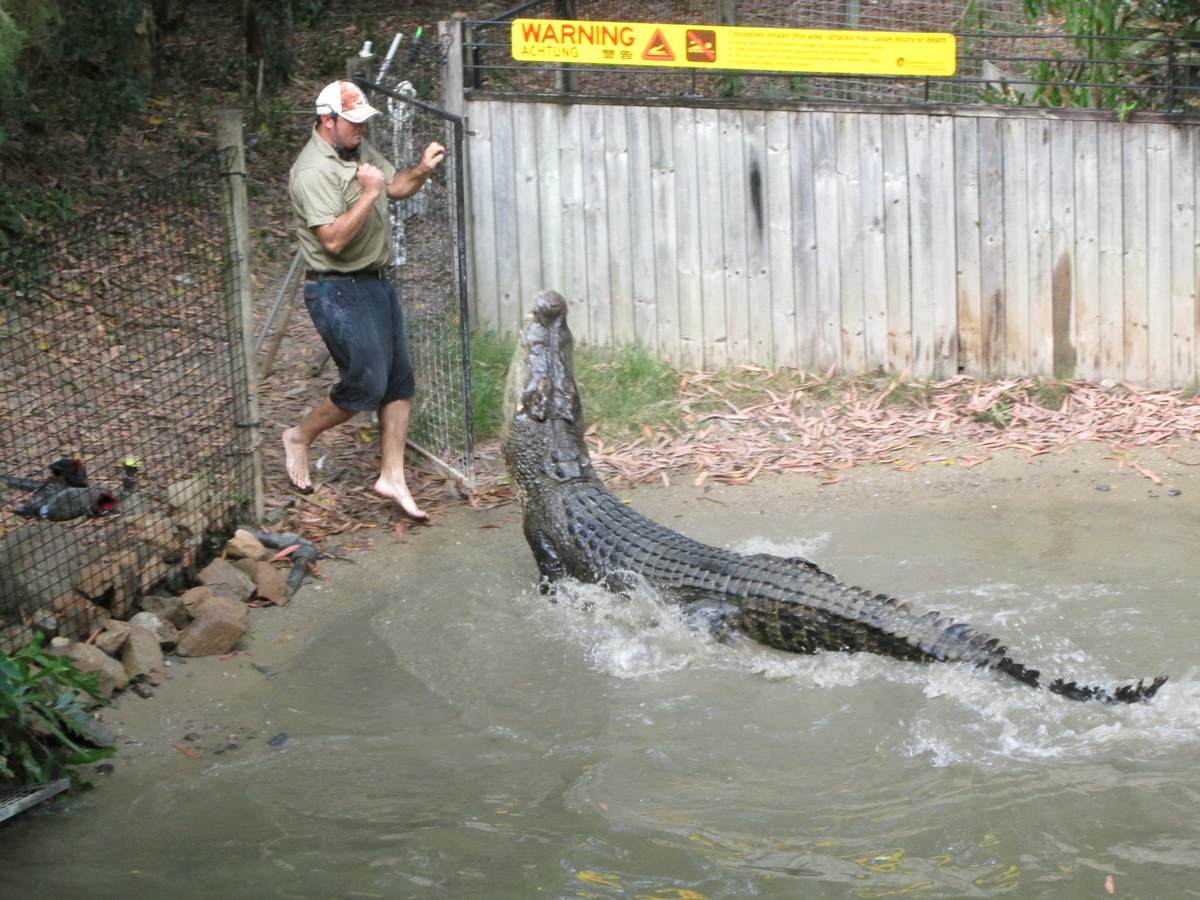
left=1, top=475, right=1197, bottom=899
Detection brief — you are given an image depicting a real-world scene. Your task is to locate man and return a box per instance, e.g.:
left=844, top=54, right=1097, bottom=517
left=283, top=80, right=445, bottom=521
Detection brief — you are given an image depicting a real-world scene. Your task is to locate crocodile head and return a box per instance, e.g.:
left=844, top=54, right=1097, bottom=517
left=502, top=290, right=597, bottom=501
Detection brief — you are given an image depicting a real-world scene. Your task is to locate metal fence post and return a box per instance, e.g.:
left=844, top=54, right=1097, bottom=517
left=216, top=109, right=264, bottom=523
left=440, top=14, right=466, bottom=116
left=554, top=0, right=579, bottom=93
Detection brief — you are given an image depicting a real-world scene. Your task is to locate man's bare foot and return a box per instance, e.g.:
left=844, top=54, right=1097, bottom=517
left=374, top=475, right=429, bottom=521
left=281, top=427, right=314, bottom=494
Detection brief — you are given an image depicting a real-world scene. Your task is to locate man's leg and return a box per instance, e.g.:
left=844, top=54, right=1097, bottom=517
left=374, top=396, right=428, bottom=520
left=282, top=396, right=356, bottom=492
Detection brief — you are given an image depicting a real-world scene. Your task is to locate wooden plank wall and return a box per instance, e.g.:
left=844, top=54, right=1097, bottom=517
left=465, top=98, right=1200, bottom=389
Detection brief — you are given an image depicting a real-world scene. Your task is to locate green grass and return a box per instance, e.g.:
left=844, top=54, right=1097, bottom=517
left=472, top=332, right=1100, bottom=444
left=1031, top=376, right=1072, bottom=411
left=470, top=332, right=682, bottom=440
left=574, top=342, right=681, bottom=436
left=469, top=330, right=516, bottom=438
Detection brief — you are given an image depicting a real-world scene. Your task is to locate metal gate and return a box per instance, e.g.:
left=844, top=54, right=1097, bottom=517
left=362, top=74, right=475, bottom=488
left=365, top=75, right=474, bottom=489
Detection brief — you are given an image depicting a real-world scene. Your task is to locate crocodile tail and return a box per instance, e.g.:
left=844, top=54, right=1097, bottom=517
left=1047, top=675, right=1169, bottom=704
left=994, top=657, right=1167, bottom=704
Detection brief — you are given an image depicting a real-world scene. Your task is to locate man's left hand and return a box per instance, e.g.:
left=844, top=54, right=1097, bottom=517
left=421, top=142, right=447, bottom=173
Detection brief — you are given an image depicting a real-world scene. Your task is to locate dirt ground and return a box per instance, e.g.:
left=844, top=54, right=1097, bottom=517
left=93, top=436, right=1198, bottom=781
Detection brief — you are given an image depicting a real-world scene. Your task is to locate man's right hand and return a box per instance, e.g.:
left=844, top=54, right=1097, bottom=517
left=356, top=162, right=386, bottom=196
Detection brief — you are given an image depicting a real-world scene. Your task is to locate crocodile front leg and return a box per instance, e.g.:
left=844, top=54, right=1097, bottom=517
left=524, top=523, right=566, bottom=596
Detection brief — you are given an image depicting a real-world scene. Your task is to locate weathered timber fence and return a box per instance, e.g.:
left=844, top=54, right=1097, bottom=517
left=462, top=95, right=1200, bottom=389
left=0, top=114, right=259, bottom=653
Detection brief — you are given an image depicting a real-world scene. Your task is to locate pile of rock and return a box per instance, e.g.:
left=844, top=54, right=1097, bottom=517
left=47, top=529, right=294, bottom=699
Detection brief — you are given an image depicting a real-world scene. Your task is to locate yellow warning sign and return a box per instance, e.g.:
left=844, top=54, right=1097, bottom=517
left=511, top=19, right=957, bottom=77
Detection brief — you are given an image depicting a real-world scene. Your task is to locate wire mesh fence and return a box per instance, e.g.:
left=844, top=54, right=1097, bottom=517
left=0, top=148, right=252, bottom=654
left=368, top=74, right=474, bottom=488
left=461, top=0, right=1200, bottom=111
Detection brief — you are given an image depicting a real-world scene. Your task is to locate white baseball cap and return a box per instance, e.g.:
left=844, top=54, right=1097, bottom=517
left=315, top=81, right=381, bottom=124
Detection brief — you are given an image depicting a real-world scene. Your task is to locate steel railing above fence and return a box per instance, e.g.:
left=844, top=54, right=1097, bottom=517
left=461, top=17, right=1200, bottom=112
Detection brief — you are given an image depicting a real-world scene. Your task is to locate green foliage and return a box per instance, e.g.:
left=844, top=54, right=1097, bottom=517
left=293, top=0, right=328, bottom=28
left=0, top=183, right=74, bottom=246
left=0, top=0, right=60, bottom=122
left=310, top=32, right=349, bottom=79
left=47, top=0, right=151, bottom=135
left=973, top=400, right=1013, bottom=429
left=0, top=634, right=114, bottom=788
left=1032, top=376, right=1072, bottom=410
left=0, top=0, right=153, bottom=155
left=0, top=8, right=23, bottom=93
left=469, top=332, right=682, bottom=440
left=1014, top=0, right=1200, bottom=111
left=574, top=342, right=682, bottom=436
left=469, top=330, right=516, bottom=439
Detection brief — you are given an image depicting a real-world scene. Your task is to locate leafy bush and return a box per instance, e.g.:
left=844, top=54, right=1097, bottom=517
left=0, top=183, right=75, bottom=247
left=0, top=635, right=114, bottom=787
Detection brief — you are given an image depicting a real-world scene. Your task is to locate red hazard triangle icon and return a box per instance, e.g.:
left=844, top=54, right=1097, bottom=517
left=642, top=28, right=675, bottom=61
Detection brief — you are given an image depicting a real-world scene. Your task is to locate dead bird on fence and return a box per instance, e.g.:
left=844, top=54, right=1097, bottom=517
left=1, top=457, right=90, bottom=517
left=35, top=485, right=119, bottom=521
left=3, top=457, right=141, bottom=521
left=502, top=289, right=1168, bottom=705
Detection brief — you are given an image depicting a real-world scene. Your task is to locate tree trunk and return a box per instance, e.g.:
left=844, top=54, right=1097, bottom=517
left=244, top=0, right=293, bottom=97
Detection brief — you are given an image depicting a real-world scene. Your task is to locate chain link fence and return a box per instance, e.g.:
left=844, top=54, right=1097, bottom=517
left=462, top=0, right=1200, bottom=111
left=368, top=73, right=474, bottom=488
left=0, top=147, right=253, bottom=654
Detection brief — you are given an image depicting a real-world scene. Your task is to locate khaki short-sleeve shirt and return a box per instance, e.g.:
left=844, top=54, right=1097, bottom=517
left=289, top=127, right=397, bottom=272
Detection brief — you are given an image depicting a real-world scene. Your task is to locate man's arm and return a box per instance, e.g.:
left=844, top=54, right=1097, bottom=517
left=386, top=142, right=446, bottom=201
left=312, top=163, right=386, bottom=256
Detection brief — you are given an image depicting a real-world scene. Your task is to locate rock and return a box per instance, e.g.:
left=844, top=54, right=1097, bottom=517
left=172, top=508, right=212, bottom=538
left=225, top=529, right=268, bottom=561
left=165, top=477, right=206, bottom=512
left=174, top=596, right=247, bottom=657
left=124, top=511, right=178, bottom=551
left=136, top=557, right=174, bottom=595
left=0, top=623, right=34, bottom=649
left=128, top=611, right=179, bottom=647
left=139, top=594, right=190, bottom=629
left=179, top=584, right=217, bottom=611
left=74, top=558, right=124, bottom=601
left=197, top=558, right=255, bottom=602
left=75, top=558, right=138, bottom=618
left=50, top=642, right=128, bottom=698
left=94, top=620, right=132, bottom=656
left=52, top=591, right=104, bottom=641
left=28, top=607, right=57, bottom=636
left=232, top=558, right=289, bottom=606
left=121, top=624, right=166, bottom=683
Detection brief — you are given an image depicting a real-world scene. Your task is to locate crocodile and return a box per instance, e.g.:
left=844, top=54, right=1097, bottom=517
left=501, top=289, right=1168, bottom=704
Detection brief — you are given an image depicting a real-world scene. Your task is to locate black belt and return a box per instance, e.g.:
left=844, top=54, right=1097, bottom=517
left=305, top=269, right=386, bottom=282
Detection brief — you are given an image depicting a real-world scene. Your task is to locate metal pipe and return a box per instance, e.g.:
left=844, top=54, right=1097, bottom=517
left=377, top=32, right=404, bottom=83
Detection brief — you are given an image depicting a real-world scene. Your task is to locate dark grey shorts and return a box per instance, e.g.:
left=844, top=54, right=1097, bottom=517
left=303, top=276, right=415, bottom=410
